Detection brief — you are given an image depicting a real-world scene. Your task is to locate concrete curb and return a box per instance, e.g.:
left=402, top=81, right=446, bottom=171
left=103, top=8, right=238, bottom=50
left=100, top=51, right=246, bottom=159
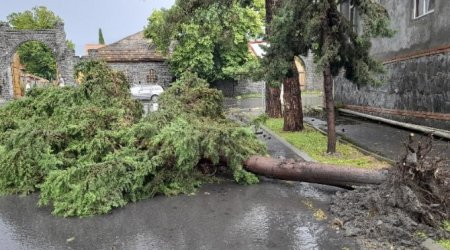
left=259, top=124, right=317, bottom=163
left=226, top=110, right=316, bottom=163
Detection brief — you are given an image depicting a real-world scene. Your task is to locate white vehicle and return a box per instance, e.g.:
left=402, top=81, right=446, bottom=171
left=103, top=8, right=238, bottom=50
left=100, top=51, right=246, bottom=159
left=130, top=84, right=164, bottom=103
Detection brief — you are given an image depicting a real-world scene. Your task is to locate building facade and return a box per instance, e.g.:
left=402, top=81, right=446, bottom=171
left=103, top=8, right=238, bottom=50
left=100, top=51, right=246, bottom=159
left=334, top=0, right=450, bottom=129
left=88, top=31, right=173, bottom=89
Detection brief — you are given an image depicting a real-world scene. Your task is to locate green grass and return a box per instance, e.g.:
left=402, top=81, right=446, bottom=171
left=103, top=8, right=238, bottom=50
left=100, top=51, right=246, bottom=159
left=265, top=118, right=388, bottom=169
left=439, top=221, right=450, bottom=250
left=439, top=240, right=450, bottom=250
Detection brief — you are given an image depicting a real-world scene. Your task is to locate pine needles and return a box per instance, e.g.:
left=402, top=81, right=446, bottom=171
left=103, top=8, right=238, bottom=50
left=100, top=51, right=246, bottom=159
left=0, top=62, right=266, bottom=217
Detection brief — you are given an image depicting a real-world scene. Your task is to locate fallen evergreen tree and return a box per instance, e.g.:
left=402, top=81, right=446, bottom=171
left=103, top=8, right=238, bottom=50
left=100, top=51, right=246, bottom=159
left=0, top=62, right=266, bottom=217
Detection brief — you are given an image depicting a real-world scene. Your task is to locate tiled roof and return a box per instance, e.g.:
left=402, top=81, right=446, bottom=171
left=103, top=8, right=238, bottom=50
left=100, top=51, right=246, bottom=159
left=89, top=31, right=166, bottom=62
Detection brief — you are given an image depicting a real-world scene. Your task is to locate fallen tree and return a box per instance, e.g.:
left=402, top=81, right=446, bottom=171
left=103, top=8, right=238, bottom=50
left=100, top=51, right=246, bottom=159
left=0, top=62, right=266, bottom=217
left=244, top=156, right=386, bottom=187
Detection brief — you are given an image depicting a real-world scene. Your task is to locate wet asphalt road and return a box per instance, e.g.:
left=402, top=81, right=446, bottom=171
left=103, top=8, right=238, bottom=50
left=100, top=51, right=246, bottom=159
left=0, top=181, right=355, bottom=250
left=0, top=97, right=358, bottom=250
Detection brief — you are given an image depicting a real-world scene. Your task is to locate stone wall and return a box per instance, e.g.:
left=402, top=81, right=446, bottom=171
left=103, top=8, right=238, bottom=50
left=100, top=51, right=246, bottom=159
left=334, top=52, right=450, bottom=129
left=210, top=79, right=265, bottom=97
left=210, top=80, right=236, bottom=97
left=300, top=52, right=323, bottom=91
left=235, top=79, right=265, bottom=96
left=108, top=62, right=172, bottom=89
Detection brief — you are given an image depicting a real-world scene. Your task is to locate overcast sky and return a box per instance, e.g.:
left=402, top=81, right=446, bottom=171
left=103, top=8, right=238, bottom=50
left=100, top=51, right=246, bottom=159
left=0, top=0, right=175, bottom=55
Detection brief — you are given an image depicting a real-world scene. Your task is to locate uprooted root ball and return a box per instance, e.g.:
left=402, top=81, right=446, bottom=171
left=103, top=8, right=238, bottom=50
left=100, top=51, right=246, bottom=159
left=331, top=135, right=449, bottom=248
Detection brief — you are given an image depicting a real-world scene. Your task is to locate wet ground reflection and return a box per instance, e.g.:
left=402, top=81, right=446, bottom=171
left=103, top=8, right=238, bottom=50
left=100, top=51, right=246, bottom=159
left=0, top=182, right=358, bottom=250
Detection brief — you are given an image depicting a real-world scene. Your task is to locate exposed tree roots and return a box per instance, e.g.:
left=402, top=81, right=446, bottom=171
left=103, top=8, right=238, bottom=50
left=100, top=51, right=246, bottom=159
left=331, top=134, right=449, bottom=248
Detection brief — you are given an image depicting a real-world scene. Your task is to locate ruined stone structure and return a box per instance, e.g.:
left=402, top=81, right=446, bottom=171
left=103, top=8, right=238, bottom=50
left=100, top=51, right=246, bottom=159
left=298, top=52, right=323, bottom=92
left=334, top=0, right=450, bottom=129
left=87, top=31, right=172, bottom=89
left=0, top=21, right=75, bottom=100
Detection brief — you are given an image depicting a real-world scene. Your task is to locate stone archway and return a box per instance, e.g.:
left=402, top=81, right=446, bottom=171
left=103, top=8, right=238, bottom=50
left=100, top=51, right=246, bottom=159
left=0, top=21, right=74, bottom=100
left=294, top=56, right=306, bottom=91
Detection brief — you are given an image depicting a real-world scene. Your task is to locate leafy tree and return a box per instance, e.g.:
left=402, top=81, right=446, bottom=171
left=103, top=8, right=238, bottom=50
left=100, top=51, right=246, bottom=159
left=145, top=0, right=263, bottom=82
left=66, top=40, right=75, bottom=51
left=6, top=6, right=74, bottom=80
left=263, top=0, right=306, bottom=131
left=98, top=28, right=105, bottom=45
left=269, top=0, right=393, bottom=153
left=16, top=41, right=57, bottom=80
left=7, top=6, right=61, bottom=30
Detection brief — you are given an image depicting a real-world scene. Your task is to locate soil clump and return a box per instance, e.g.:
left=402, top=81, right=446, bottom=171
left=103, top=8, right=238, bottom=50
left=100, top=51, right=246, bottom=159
left=331, top=135, right=449, bottom=249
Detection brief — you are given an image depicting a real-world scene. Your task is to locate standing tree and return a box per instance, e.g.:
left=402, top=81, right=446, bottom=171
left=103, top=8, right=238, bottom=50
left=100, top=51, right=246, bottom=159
left=144, top=0, right=264, bottom=83
left=281, top=0, right=393, bottom=153
left=263, top=0, right=308, bottom=131
left=98, top=28, right=105, bottom=45
left=264, top=0, right=283, bottom=118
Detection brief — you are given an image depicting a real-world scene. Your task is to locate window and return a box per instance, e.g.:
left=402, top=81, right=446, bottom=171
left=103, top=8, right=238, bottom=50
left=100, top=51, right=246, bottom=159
left=146, top=69, right=158, bottom=83
left=414, top=0, right=435, bottom=19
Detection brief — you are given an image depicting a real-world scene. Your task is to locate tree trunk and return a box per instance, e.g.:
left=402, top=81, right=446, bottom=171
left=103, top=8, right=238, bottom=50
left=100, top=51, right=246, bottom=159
left=265, top=86, right=282, bottom=118
left=245, top=156, right=386, bottom=187
left=264, top=0, right=283, bottom=118
left=283, top=62, right=303, bottom=131
left=323, top=65, right=336, bottom=153
left=265, top=0, right=283, bottom=35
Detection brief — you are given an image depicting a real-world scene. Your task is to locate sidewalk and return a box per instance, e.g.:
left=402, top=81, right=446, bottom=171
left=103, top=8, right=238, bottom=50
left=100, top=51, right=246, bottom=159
left=224, top=97, right=450, bottom=164
left=305, top=115, right=450, bottom=163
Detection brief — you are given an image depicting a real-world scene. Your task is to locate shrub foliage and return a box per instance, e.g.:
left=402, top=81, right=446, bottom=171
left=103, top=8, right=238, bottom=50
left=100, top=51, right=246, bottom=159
left=0, top=62, right=266, bottom=217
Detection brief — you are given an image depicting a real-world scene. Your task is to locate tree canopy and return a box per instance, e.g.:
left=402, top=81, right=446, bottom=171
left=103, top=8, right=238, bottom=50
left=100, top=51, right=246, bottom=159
left=98, top=28, right=105, bottom=45
left=7, top=6, right=62, bottom=30
left=263, top=0, right=393, bottom=152
left=145, top=0, right=264, bottom=82
left=264, top=0, right=394, bottom=85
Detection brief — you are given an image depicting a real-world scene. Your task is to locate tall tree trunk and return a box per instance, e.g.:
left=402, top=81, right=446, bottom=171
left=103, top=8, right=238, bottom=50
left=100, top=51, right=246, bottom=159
left=265, top=86, right=282, bottom=118
left=265, top=0, right=283, bottom=118
left=265, top=0, right=283, bottom=35
left=323, top=65, right=336, bottom=153
left=283, top=61, right=303, bottom=131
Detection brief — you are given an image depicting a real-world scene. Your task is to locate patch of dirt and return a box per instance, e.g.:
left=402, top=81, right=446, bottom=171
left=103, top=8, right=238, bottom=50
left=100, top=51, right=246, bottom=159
left=330, top=135, right=450, bottom=249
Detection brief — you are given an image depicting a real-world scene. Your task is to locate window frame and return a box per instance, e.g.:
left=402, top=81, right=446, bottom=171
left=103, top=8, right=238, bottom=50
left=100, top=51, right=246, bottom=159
left=413, top=0, right=435, bottom=19
left=146, top=69, right=158, bottom=84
